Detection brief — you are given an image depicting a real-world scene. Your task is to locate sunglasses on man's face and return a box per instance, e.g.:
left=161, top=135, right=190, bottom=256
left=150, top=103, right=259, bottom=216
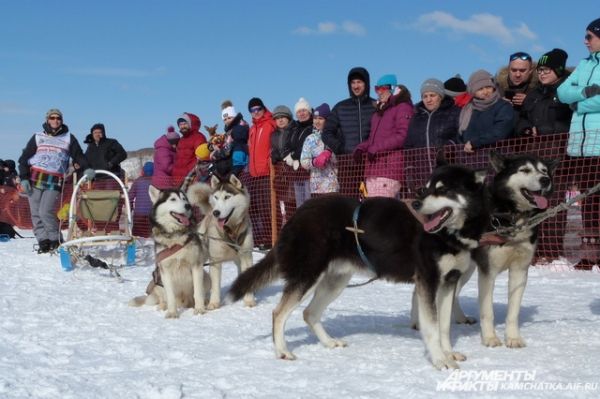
left=585, top=34, right=595, bottom=42
left=48, top=116, right=62, bottom=121
left=509, top=52, right=532, bottom=62
left=250, top=106, right=263, bottom=114
left=374, top=84, right=392, bottom=92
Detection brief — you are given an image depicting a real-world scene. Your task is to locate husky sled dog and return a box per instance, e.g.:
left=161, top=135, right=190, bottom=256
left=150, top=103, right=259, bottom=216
left=472, top=152, right=558, bottom=348
left=187, top=174, right=256, bottom=309
left=227, top=159, right=489, bottom=369
left=129, top=186, right=210, bottom=318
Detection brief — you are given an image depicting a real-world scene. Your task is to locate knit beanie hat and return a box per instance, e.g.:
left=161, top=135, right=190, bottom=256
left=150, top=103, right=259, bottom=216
left=166, top=125, right=180, bottom=144
left=272, top=105, right=293, bottom=120
left=444, top=75, right=467, bottom=97
left=46, top=108, right=63, bottom=119
left=313, top=103, right=331, bottom=119
left=376, top=74, right=397, bottom=87
left=221, top=100, right=236, bottom=120
left=537, top=48, right=568, bottom=77
left=420, top=78, right=445, bottom=97
left=294, top=97, right=311, bottom=114
left=142, top=161, right=154, bottom=177
left=467, top=70, right=495, bottom=94
left=195, top=143, right=211, bottom=161
left=248, top=97, right=265, bottom=111
left=587, top=17, right=600, bottom=38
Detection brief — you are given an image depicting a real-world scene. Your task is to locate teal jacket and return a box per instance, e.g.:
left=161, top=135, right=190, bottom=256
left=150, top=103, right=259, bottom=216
left=557, top=51, right=600, bottom=156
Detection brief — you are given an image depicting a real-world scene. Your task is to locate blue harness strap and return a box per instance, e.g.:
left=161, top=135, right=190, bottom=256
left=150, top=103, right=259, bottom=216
left=346, top=203, right=376, bottom=273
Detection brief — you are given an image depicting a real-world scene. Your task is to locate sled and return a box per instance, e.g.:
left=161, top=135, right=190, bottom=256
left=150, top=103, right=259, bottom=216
left=58, top=170, right=136, bottom=271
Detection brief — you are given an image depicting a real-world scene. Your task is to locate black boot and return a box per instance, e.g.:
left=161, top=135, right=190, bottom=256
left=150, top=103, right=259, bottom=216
left=47, top=240, right=60, bottom=252
left=37, top=239, right=51, bottom=254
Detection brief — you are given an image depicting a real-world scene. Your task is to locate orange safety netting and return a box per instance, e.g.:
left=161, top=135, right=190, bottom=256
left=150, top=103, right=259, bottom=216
left=1, top=132, right=599, bottom=265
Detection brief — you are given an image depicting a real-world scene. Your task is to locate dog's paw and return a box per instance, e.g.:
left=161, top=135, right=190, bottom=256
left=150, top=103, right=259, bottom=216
left=505, top=336, right=526, bottom=348
left=325, top=339, right=347, bottom=349
left=206, top=302, right=220, bottom=310
left=277, top=351, right=297, bottom=361
left=432, top=356, right=459, bottom=370
left=243, top=298, right=257, bottom=308
left=446, top=351, right=467, bottom=362
left=193, top=307, right=206, bottom=315
left=165, top=311, right=179, bottom=319
left=482, top=335, right=503, bottom=347
left=456, top=316, right=477, bottom=325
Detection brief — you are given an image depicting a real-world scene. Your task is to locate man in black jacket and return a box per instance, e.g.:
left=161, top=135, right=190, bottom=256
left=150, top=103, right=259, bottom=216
left=322, top=67, right=376, bottom=197
left=84, top=123, right=127, bottom=179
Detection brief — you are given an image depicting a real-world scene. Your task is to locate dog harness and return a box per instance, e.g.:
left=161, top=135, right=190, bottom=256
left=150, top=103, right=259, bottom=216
left=346, top=203, right=377, bottom=273
left=151, top=235, right=195, bottom=289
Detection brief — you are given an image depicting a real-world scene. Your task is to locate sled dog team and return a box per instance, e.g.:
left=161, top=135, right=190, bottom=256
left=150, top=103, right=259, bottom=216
left=130, top=151, right=558, bottom=369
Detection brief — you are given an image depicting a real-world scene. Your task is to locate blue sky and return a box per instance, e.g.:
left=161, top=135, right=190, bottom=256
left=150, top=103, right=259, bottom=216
left=0, top=0, right=597, bottom=162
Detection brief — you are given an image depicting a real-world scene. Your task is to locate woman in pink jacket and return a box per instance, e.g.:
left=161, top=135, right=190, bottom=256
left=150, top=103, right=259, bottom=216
left=152, top=126, right=179, bottom=188
left=353, top=74, right=414, bottom=198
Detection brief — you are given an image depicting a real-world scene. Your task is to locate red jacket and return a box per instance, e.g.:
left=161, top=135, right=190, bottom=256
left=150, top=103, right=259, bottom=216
left=248, top=110, right=276, bottom=177
left=172, top=112, right=207, bottom=178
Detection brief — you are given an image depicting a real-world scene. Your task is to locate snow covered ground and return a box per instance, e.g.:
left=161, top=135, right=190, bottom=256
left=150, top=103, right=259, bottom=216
left=1, top=233, right=599, bottom=399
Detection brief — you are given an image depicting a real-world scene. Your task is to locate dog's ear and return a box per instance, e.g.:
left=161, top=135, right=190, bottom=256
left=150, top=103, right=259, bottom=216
left=229, top=174, right=243, bottom=190
left=210, top=174, right=221, bottom=189
left=489, top=151, right=506, bottom=172
left=474, top=169, right=487, bottom=185
left=545, top=158, right=561, bottom=175
left=148, top=185, right=160, bottom=204
left=435, top=148, right=448, bottom=167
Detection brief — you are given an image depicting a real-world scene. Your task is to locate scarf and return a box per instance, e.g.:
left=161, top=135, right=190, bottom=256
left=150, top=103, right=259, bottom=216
left=458, top=90, right=500, bottom=134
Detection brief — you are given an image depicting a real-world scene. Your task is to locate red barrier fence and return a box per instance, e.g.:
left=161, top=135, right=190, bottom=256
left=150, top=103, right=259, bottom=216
left=2, top=132, right=599, bottom=266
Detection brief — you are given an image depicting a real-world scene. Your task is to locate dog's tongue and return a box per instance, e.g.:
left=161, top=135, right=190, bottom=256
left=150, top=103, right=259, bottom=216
left=176, top=213, right=190, bottom=226
left=218, top=218, right=226, bottom=229
left=533, top=194, right=548, bottom=209
left=424, top=212, right=443, bottom=232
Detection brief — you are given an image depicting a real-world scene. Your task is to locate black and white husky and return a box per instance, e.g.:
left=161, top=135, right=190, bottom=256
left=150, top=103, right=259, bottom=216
left=227, top=160, right=489, bottom=369
left=129, top=186, right=210, bottom=318
left=472, top=152, right=558, bottom=348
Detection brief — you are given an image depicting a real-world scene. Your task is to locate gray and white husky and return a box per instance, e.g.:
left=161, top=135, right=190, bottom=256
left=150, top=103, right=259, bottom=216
left=472, top=152, right=558, bottom=348
left=129, top=186, right=210, bottom=318
left=187, top=174, right=256, bottom=309
left=226, top=160, right=489, bottom=369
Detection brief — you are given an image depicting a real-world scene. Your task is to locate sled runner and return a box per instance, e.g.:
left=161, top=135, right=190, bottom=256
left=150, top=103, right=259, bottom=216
left=58, top=170, right=135, bottom=271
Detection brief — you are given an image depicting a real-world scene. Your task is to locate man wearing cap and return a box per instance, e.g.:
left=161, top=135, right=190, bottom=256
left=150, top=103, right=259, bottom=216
left=18, top=108, right=92, bottom=253
left=557, top=17, right=600, bottom=270
left=172, top=112, right=207, bottom=181
left=270, top=105, right=295, bottom=164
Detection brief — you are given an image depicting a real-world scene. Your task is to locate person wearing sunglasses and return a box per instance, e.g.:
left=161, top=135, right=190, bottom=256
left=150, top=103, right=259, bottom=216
left=557, top=17, right=600, bottom=270
left=496, top=51, right=537, bottom=116
left=17, top=108, right=92, bottom=254
left=352, top=74, right=413, bottom=198
left=247, top=97, right=276, bottom=249
left=172, top=112, right=207, bottom=182
left=516, top=48, right=572, bottom=138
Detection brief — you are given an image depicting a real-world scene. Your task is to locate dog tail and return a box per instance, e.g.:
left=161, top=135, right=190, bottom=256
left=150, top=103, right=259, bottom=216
left=226, top=250, right=279, bottom=304
left=186, top=182, right=212, bottom=215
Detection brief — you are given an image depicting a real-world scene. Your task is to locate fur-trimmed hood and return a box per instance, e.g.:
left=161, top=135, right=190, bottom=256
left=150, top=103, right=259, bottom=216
left=495, top=64, right=539, bottom=94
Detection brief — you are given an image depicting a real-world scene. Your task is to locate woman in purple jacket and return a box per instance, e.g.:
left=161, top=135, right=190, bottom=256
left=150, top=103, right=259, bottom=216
left=353, top=74, right=414, bottom=198
left=152, top=126, right=179, bottom=188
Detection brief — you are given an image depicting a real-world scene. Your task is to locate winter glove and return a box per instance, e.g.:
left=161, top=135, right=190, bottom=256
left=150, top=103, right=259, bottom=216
left=283, top=154, right=293, bottom=167
left=83, top=168, right=96, bottom=181
left=353, top=148, right=365, bottom=164
left=20, top=180, right=32, bottom=195
left=312, top=150, right=332, bottom=169
left=367, top=152, right=377, bottom=162
left=583, top=84, right=600, bottom=98
left=292, top=160, right=300, bottom=171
